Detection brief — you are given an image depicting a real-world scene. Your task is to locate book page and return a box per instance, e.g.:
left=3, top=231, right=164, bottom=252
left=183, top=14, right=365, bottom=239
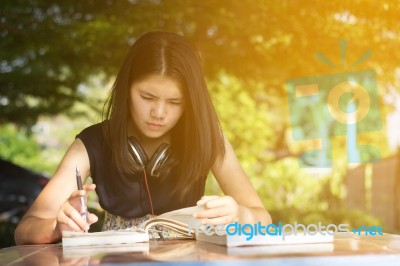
left=139, top=205, right=205, bottom=235
left=140, top=205, right=204, bottom=227
left=158, top=205, right=204, bottom=223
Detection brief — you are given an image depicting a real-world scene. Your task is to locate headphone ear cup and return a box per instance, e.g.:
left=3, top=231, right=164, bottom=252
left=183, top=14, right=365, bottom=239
left=156, top=153, right=179, bottom=179
left=128, top=136, right=149, bottom=169
left=147, top=143, right=173, bottom=178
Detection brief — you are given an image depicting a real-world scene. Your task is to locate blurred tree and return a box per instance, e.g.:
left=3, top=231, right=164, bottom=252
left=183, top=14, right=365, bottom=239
left=2, top=0, right=400, bottom=127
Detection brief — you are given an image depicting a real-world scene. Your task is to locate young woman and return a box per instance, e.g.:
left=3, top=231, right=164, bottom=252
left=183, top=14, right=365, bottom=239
left=14, top=31, right=271, bottom=244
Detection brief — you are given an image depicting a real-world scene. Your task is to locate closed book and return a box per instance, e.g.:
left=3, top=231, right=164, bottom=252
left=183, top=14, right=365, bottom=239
left=196, top=231, right=334, bottom=247
left=62, top=230, right=149, bottom=247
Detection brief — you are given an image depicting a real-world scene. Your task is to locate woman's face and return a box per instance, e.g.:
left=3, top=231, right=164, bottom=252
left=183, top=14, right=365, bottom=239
left=129, top=74, right=185, bottom=141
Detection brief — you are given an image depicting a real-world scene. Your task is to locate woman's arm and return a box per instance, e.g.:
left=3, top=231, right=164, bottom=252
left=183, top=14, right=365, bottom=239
left=14, top=139, right=98, bottom=245
left=195, top=136, right=272, bottom=225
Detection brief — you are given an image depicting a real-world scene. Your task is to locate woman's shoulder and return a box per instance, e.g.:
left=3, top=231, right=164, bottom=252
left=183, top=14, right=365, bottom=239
left=77, top=121, right=108, bottom=136
left=76, top=120, right=109, bottom=144
left=76, top=121, right=111, bottom=160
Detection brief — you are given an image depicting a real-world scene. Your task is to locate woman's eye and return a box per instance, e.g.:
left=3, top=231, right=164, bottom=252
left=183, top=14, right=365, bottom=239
left=170, top=101, right=182, bottom=105
left=141, top=95, right=153, bottom=100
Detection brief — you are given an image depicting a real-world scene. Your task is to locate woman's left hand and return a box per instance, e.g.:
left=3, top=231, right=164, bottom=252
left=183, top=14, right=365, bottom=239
left=194, top=195, right=240, bottom=225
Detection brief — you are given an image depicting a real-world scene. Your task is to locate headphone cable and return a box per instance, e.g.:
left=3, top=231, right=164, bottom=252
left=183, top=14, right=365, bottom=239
left=142, top=169, right=155, bottom=215
left=142, top=169, right=164, bottom=239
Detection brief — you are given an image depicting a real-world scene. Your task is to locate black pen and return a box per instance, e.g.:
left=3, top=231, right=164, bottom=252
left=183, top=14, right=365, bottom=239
left=76, top=166, right=88, bottom=232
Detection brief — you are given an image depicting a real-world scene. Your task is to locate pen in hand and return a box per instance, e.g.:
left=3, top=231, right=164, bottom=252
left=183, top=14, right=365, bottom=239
left=76, top=166, right=88, bottom=232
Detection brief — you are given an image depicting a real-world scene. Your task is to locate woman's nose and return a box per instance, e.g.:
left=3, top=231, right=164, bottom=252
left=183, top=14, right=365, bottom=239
left=151, top=102, right=166, bottom=119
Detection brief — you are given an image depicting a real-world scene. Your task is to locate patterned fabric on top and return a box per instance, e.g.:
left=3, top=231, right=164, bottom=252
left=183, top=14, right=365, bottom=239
left=102, top=211, right=190, bottom=240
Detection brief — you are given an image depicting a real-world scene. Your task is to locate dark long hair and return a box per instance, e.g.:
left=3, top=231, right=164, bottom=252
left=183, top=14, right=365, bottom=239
left=102, top=31, right=225, bottom=198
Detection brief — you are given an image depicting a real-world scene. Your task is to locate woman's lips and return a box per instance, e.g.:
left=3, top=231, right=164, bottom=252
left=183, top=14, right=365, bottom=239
left=146, top=122, right=164, bottom=130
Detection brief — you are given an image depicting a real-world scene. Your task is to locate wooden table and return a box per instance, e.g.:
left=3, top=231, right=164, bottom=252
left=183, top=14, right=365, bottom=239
left=1, top=233, right=400, bottom=265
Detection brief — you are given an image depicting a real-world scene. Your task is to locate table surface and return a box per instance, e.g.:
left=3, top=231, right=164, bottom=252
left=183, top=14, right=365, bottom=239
left=1, top=233, right=400, bottom=265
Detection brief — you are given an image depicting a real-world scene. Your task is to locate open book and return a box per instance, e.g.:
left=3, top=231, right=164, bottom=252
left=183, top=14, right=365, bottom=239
left=62, top=205, right=204, bottom=247
left=138, top=205, right=204, bottom=237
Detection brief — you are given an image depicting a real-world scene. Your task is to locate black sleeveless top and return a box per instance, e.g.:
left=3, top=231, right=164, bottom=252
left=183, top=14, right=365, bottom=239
left=76, top=121, right=206, bottom=218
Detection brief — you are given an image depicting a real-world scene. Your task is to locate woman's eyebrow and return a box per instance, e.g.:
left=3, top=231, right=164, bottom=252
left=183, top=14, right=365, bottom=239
left=168, top=96, right=184, bottom=101
left=139, top=89, right=184, bottom=100
left=139, top=90, right=157, bottom=97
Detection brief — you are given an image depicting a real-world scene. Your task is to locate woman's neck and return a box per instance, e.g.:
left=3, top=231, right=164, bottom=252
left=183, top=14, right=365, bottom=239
left=140, top=134, right=170, bottom=157
left=127, top=123, right=170, bottom=157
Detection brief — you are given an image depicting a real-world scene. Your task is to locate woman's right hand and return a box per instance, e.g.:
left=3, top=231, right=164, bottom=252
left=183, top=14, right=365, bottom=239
left=56, top=183, right=98, bottom=233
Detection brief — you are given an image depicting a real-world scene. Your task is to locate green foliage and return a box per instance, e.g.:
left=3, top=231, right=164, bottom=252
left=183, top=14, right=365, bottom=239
left=0, top=73, right=108, bottom=175
left=209, top=73, right=277, bottom=171
left=207, top=73, right=321, bottom=214
left=206, top=73, right=383, bottom=229
left=0, top=124, right=52, bottom=173
left=256, top=158, right=326, bottom=212
left=269, top=208, right=382, bottom=230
